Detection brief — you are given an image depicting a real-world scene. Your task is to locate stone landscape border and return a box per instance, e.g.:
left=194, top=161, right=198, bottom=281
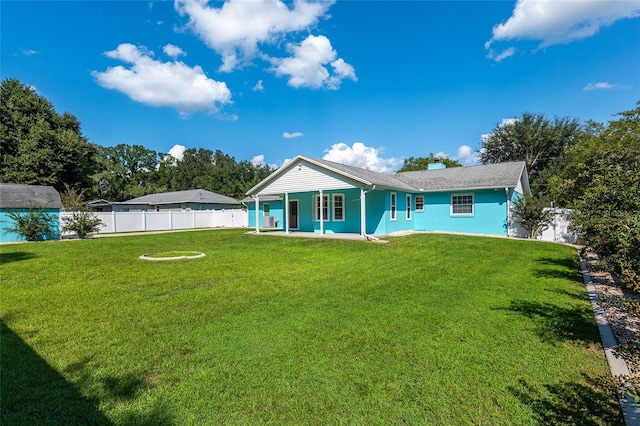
left=579, top=250, right=640, bottom=425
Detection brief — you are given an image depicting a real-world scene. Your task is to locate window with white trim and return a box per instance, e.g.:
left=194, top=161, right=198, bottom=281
left=406, top=194, right=412, bottom=220
left=333, top=194, right=345, bottom=221
left=314, top=194, right=329, bottom=221
left=390, top=192, right=397, bottom=221
left=451, top=194, right=474, bottom=215
left=415, top=196, right=424, bottom=211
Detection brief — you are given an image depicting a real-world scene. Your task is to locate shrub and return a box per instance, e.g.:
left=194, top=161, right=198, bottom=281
left=62, top=211, right=103, bottom=239
left=571, top=163, right=640, bottom=292
left=511, top=194, right=553, bottom=239
left=4, top=206, right=58, bottom=241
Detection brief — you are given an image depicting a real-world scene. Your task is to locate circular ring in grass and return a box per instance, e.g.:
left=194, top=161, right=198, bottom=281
left=139, top=251, right=205, bottom=261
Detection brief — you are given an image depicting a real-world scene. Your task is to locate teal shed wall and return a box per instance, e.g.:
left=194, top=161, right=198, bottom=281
left=0, top=208, right=61, bottom=243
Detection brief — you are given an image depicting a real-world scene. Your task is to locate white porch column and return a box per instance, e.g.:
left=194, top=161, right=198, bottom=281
left=255, top=195, right=260, bottom=233
left=360, top=188, right=367, bottom=237
left=319, top=189, right=324, bottom=235
left=285, top=192, right=290, bottom=234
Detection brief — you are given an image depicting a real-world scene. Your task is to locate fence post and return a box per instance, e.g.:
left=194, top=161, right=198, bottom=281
left=142, top=210, right=147, bottom=231
left=112, top=211, right=116, bottom=233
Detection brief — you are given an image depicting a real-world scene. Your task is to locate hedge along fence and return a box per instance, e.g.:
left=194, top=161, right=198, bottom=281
left=60, top=209, right=248, bottom=235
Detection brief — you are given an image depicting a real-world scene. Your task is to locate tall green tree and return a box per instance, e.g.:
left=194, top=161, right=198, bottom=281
left=169, top=148, right=273, bottom=199
left=92, top=144, right=166, bottom=201
left=556, top=103, right=640, bottom=290
left=398, top=154, right=462, bottom=172
left=0, top=78, right=98, bottom=191
left=480, top=113, right=582, bottom=193
left=170, top=148, right=217, bottom=192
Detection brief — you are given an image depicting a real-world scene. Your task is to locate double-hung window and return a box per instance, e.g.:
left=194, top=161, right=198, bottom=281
left=333, top=194, right=345, bottom=221
left=263, top=203, right=270, bottom=216
left=451, top=194, right=474, bottom=215
left=390, top=192, right=397, bottom=221
left=415, top=196, right=424, bottom=211
left=314, top=194, right=329, bottom=221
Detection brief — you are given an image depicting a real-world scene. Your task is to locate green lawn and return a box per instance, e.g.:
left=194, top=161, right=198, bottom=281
left=0, top=229, right=622, bottom=425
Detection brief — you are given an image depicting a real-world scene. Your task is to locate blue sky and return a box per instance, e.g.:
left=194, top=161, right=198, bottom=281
left=3, top=0, right=639, bottom=171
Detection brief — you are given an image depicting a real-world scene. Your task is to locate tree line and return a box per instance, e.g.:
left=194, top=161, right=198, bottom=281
left=1, top=77, right=638, bottom=289
left=0, top=78, right=272, bottom=202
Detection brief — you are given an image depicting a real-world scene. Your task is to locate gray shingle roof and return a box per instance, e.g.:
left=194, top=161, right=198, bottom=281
left=0, top=184, right=62, bottom=209
left=310, top=157, right=416, bottom=191
left=394, top=161, right=527, bottom=191
left=247, top=154, right=528, bottom=195
left=122, top=189, right=239, bottom=205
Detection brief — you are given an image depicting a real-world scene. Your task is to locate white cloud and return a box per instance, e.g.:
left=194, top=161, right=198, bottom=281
left=251, top=154, right=265, bottom=166
left=21, top=49, right=39, bottom=56
left=486, top=0, right=640, bottom=60
left=92, top=43, right=232, bottom=116
left=283, top=131, right=304, bottom=139
left=456, top=145, right=480, bottom=165
left=486, top=47, right=516, bottom=62
left=175, top=0, right=333, bottom=72
left=583, top=81, right=617, bottom=91
left=163, top=43, right=185, bottom=59
left=429, top=146, right=479, bottom=166
left=271, top=35, right=357, bottom=90
left=253, top=80, right=265, bottom=92
left=322, top=142, right=402, bottom=173
left=167, top=144, right=186, bottom=161
left=279, top=158, right=293, bottom=168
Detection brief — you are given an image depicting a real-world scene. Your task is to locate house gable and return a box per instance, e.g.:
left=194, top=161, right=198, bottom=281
left=254, top=159, right=361, bottom=195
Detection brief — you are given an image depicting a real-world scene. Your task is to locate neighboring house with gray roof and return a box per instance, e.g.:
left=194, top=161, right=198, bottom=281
left=244, top=154, right=530, bottom=237
left=0, top=184, right=62, bottom=242
left=88, top=189, right=241, bottom=212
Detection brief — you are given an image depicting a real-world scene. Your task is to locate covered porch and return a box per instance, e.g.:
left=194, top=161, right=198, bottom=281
left=250, top=187, right=373, bottom=237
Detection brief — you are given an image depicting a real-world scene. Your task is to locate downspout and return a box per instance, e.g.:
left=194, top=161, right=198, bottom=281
left=505, top=187, right=510, bottom=237
left=361, top=185, right=378, bottom=240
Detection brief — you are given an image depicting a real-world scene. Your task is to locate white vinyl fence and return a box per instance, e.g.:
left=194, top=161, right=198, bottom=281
left=61, top=209, right=248, bottom=235
left=538, top=208, right=577, bottom=244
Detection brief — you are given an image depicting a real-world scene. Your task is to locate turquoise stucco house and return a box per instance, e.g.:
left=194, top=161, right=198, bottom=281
left=0, top=184, right=62, bottom=243
left=244, top=155, right=530, bottom=238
